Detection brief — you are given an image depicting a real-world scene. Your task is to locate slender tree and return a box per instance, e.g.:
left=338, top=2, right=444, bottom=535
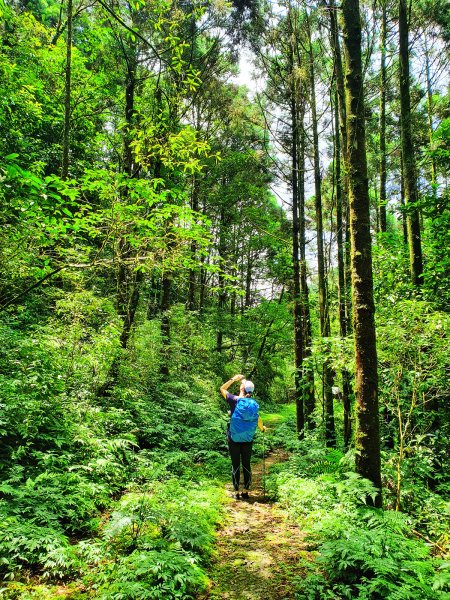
left=379, top=0, right=388, bottom=233
left=289, top=9, right=305, bottom=436
left=305, top=13, right=335, bottom=446
left=423, top=36, right=437, bottom=188
left=326, top=0, right=352, bottom=336
left=333, top=90, right=353, bottom=448
left=298, top=117, right=316, bottom=426
left=399, top=0, right=423, bottom=286
left=216, top=201, right=228, bottom=352
left=326, top=0, right=353, bottom=446
left=188, top=173, right=200, bottom=311
left=61, top=0, right=72, bottom=179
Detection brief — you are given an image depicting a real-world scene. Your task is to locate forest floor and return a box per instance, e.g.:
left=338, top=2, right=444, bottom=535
left=202, top=448, right=312, bottom=600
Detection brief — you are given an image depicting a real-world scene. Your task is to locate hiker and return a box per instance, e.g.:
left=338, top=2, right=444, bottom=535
left=220, top=374, right=265, bottom=500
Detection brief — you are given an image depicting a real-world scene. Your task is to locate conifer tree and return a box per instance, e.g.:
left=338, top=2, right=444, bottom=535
left=399, top=0, right=423, bottom=286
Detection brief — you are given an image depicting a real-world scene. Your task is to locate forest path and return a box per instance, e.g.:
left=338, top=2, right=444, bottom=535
left=202, top=449, right=310, bottom=600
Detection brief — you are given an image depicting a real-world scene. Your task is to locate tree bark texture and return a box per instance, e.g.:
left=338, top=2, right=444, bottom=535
left=291, top=89, right=305, bottom=438
left=400, top=151, right=408, bottom=245
left=160, top=273, right=171, bottom=375
left=307, top=22, right=335, bottom=445
left=298, top=119, right=315, bottom=425
left=379, top=0, right=387, bottom=233
left=188, top=174, right=199, bottom=311
left=116, top=45, right=141, bottom=352
left=245, top=249, right=253, bottom=309
left=424, top=37, right=437, bottom=188
left=216, top=203, right=228, bottom=353
left=327, top=0, right=352, bottom=336
left=288, top=12, right=305, bottom=437
left=334, top=90, right=353, bottom=448
left=341, top=0, right=382, bottom=505
left=399, top=0, right=423, bottom=286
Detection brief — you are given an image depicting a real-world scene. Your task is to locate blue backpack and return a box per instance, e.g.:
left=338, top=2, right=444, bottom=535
left=230, top=397, right=259, bottom=442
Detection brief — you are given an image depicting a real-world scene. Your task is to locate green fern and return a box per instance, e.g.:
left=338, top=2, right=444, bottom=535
left=96, top=548, right=209, bottom=599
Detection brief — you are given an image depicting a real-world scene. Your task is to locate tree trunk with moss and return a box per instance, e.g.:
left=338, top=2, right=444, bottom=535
left=334, top=90, right=353, bottom=448
left=341, top=0, right=382, bottom=506
left=328, top=0, right=353, bottom=446
left=399, top=0, right=423, bottom=286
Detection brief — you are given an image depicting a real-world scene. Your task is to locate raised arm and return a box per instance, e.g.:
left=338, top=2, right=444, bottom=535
left=220, top=374, right=244, bottom=399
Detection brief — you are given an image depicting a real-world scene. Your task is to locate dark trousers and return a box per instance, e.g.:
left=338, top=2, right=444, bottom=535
left=228, top=438, right=253, bottom=491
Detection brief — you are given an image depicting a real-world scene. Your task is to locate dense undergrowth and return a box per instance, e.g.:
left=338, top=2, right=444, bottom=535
left=266, top=421, right=450, bottom=600
left=0, top=298, right=234, bottom=599
left=1, top=288, right=450, bottom=599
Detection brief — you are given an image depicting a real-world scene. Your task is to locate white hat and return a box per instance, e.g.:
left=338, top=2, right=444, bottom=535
left=243, top=379, right=254, bottom=393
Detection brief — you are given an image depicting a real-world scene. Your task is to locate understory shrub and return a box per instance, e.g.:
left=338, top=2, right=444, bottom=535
left=269, top=451, right=450, bottom=599
left=0, top=518, right=77, bottom=580
left=84, top=479, right=223, bottom=599
left=0, top=471, right=107, bottom=534
left=96, top=549, right=208, bottom=600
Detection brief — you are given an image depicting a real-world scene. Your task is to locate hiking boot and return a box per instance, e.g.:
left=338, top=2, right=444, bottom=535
left=234, top=491, right=240, bottom=500
left=241, top=491, right=249, bottom=499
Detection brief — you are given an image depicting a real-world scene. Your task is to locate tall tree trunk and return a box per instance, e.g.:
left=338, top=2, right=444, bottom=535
left=307, top=24, right=335, bottom=446
left=400, top=151, right=408, bottom=244
left=379, top=0, right=388, bottom=233
left=424, top=37, right=437, bottom=188
left=308, top=48, right=328, bottom=339
left=199, top=253, right=207, bottom=315
left=335, top=90, right=353, bottom=449
left=328, top=0, right=353, bottom=446
left=245, top=249, right=253, bottom=309
left=289, top=12, right=305, bottom=437
left=292, top=103, right=305, bottom=437
left=188, top=174, right=199, bottom=311
left=299, top=118, right=316, bottom=425
left=328, top=0, right=352, bottom=337
left=61, top=0, right=72, bottom=179
left=328, top=0, right=348, bottom=160
left=399, top=0, right=423, bottom=286
left=117, top=47, right=142, bottom=352
left=341, top=0, right=382, bottom=506
left=199, top=199, right=208, bottom=315
left=160, top=272, right=171, bottom=375
left=216, top=203, right=227, bottom=352
left=97, top=43, right=140, bottom=396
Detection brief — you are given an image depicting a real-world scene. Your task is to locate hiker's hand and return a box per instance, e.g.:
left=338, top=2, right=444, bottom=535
left=263, top=426, right=267, bottom=432
left=232, top=374, right=244, bottom=382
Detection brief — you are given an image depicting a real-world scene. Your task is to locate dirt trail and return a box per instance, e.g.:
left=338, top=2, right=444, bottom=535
left=203, top=450, right=310, bottom=600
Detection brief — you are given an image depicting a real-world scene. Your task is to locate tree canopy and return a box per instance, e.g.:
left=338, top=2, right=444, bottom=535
left=0, top=0, right=449, bottom=597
